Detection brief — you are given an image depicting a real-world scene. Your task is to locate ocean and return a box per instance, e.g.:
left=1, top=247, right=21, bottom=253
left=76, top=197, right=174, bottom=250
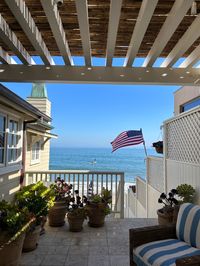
left=49, top=147, right=158, bottom=183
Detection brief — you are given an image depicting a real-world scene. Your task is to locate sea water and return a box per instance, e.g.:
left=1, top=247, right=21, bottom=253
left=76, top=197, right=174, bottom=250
left=50, top=147, right=158, bottom=183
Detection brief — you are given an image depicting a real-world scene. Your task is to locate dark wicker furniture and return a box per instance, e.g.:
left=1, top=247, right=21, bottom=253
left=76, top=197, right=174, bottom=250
left=129, top=223, right=200, bottom=266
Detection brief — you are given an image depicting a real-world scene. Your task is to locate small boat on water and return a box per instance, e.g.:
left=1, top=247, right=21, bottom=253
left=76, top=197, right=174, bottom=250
left=89, top=159, right=97, bottom=165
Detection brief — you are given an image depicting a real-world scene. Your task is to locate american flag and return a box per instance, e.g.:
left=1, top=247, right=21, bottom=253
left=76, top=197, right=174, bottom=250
left=111, top=130, right=144, bottom=152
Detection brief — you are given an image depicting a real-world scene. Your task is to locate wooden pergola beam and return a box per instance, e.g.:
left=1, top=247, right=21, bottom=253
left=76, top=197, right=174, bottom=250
left=179, top=45, right=200, bottom=69
left=143, top=0, right=193, bottom=67
left=106, top=0, right=123, bottom=67
left=5, top=0, right=54, bottom=66
left=124, top=0, right=158, bottom=67
left=75, top=0, right=91, bottom=66
left=0, top=46, right=16, bottom=64
left=40, top=0, right=73, bottom=66
left=161, top=14, right=200, bottom=68
left=0, top=65, right=199, bottom=86
left=0, top=14, right=35, bottom=65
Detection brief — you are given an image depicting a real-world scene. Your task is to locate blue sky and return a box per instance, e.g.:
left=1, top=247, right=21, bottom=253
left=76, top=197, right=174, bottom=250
left=2, top=57, right=180, bottom=148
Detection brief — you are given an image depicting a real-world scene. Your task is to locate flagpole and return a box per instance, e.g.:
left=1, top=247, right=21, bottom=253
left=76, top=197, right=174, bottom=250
left=140, top=128, right=148, bottom=157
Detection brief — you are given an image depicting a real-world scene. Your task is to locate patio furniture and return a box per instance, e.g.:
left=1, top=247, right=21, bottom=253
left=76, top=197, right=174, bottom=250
left=129, top=203, right=200, bottom=266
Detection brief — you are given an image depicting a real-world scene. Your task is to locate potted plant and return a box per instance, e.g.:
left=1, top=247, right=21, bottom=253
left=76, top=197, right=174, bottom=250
left=157, top=189, right=178, bottom=225
left=48, top=177, right=72, bottom=227
left=0, top=200, right=28, bottom=266
left=157, top=184, right=196, bottom=225
left=152, top=141, right=163, bottom=154
left=15, top=181, right=54, bottom=252
left=67, top=190, right=87, bottom=232
left=173, top=184, right=196, bottom=222
left=85, top=188, right=112, bottom=227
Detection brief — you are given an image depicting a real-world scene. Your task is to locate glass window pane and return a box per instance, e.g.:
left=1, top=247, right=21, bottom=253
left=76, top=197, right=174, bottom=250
left=8, top=149, right=12, bottom=162
left=0, top=149, right=4, bottom=163
left=8, top=133, right=12, bottom=147
left=0, top=133, right=5, bottom=148
left=13, top=122, right=18, bottom=133
left=0, top=115, right=5, bottom=132
left=9, top=121, right=13, bottom=132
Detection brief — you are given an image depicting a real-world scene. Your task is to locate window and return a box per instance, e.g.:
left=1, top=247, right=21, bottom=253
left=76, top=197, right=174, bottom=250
left=31, top=141, right=40, bottom=164
left=0, top=115, right=6, bottom=164
left=7, top=120, right=21, bottom=163
left=0, top=112, right=22, bottom=170
left=180, top=97, right=200, bottom=113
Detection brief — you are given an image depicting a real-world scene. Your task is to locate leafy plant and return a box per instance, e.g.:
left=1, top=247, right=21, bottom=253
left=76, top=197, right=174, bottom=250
left=50, top=177, right=72, bottom=203
left=176, top=184, right=195, bottom=203
left=0, top=200, right=29, bottom=235
left=15, top=181, right=54, bottom=225
left=86, top=188, right=112, bottom=215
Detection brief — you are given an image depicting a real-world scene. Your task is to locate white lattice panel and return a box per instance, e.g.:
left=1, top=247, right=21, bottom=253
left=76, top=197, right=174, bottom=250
left=165, top=108, right=200, bottom=164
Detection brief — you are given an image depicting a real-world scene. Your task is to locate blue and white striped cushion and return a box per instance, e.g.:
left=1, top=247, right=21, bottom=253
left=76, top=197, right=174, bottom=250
left=133, top=239, right=200, bottom=266
left=176, top=203, right=200, bottom=248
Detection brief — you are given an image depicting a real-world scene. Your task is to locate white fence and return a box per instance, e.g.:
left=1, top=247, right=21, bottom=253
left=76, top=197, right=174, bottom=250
left=165, top=106, right=200, bottom=164
left=136, top=176, right=146, bottom=209
left=146, top=156, right=164, bottom=193
left=25, top=170, right=125, bottom=218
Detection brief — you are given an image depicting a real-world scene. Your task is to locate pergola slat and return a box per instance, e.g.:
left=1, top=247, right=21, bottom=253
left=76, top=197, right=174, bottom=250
left=143, top=0, right=193, bottom=67
left=179, top=46, right=200, bottom=69
left=0, top=14, right=35, bottom=65
left=5, top=0, right=54, bottom=66
left=75, top=0, right=91, bottom=66
left=161, top=14, right=200, bottom=68
left=124, top=0, right=158, bottom=67
left=40, top=0, right=73, bottom=66
left=0, top=46, right=16, bottom=65
left=106, top=0, right=123, bottom=66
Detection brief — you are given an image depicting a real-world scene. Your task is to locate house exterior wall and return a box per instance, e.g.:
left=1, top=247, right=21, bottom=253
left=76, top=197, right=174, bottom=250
left=27, top=98, right=51, bottom=117
left=174, top=86, right=200, bottom=115
left=0, top=171, right=21, bottom=201
left=25, top=133, right=50, bottom=171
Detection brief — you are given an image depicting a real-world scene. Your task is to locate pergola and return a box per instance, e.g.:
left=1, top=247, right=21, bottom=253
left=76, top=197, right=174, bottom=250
left=0, top=0, right=200, bottom=85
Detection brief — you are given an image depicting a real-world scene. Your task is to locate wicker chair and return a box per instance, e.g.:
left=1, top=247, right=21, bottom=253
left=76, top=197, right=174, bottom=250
left=129, top=203, right=200, bottom=266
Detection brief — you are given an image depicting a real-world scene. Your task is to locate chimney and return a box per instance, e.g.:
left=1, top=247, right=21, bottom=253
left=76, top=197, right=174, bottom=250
left=27, top=83, right=51, bottom=118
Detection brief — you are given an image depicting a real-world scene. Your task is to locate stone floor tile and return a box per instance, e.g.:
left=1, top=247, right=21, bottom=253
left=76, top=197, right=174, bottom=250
left=68, top=245, right=89, bottom=255
left=110, top=255, right=129, bottom=266
left=88, top=255, right=111, bottom=266
left=89, top=245, right=108, bottom=255
left=41, top=254, right=67, bottom=266
left=65, top=254, right=88, bottom=266
left=20, top=254, right=45, bottom=266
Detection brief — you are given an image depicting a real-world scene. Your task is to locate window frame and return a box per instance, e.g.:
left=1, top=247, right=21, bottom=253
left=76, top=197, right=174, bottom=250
left=31, top=140, right=41, bottom=165
left=0, top=109, right=23, bottom=171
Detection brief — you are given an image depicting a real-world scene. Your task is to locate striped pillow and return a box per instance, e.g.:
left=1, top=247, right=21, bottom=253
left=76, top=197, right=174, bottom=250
left=176, top=203, right=200, bottom=248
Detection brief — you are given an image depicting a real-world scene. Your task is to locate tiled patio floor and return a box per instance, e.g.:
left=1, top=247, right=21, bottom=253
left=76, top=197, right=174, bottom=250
left=20, top=218, right=157, bottom=266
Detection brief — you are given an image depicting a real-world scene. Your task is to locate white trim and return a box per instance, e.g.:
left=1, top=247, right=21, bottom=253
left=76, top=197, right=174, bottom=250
left=0, top=163, right=22, bottom=176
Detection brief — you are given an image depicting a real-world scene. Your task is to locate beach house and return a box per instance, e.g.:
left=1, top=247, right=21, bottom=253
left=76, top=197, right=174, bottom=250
left=0, top=83, right=57, bottom=201
left=1, top=0, right=200, bottom=265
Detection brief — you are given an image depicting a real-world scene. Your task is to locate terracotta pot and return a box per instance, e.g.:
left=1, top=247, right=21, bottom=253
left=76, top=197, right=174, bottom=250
left=67, top=213, right=85, bottom=232
left=0, top=232, right=25, bottom=266
left=157, top=209, right=174, bottom=225
left=23, top=225, right=41, bottom=252
left=48, top=201, right=67, bottom=227
left=86, top=204, right=106, bottom=227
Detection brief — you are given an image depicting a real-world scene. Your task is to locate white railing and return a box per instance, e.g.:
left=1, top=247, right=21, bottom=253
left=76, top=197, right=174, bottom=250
left=146, top=156, right=164, bottom=193
left=136, top=176, right=146, bottom=208
left=164, top=106, right=200, bottom=164
left=25, top=170, right=124, bottom=218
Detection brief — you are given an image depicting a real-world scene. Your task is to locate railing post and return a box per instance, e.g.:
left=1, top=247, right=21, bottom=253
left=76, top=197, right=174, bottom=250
left=120, top=173, right=124, bottom=219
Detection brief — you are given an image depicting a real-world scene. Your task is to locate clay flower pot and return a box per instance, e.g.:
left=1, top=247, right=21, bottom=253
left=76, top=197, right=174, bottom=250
left=86, top=203, right=107, bottom=227
left=0, top=232, right=25, bottom=266
left=157, top=209, right=174, bottom=225
left=23, top=225, right=41, bottom=252
left=67, top=213, right=85, bottom=232
left=48, top=201, right=67, bottom=227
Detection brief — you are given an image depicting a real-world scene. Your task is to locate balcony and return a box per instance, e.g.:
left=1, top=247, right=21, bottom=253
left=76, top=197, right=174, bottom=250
left=20, top=217, right=157, bottom=266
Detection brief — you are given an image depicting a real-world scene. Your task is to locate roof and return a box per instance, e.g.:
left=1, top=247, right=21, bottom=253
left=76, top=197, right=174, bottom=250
left=0, top=83, right=51, bottom=121
left=0, top=0, right=200, bottom=85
